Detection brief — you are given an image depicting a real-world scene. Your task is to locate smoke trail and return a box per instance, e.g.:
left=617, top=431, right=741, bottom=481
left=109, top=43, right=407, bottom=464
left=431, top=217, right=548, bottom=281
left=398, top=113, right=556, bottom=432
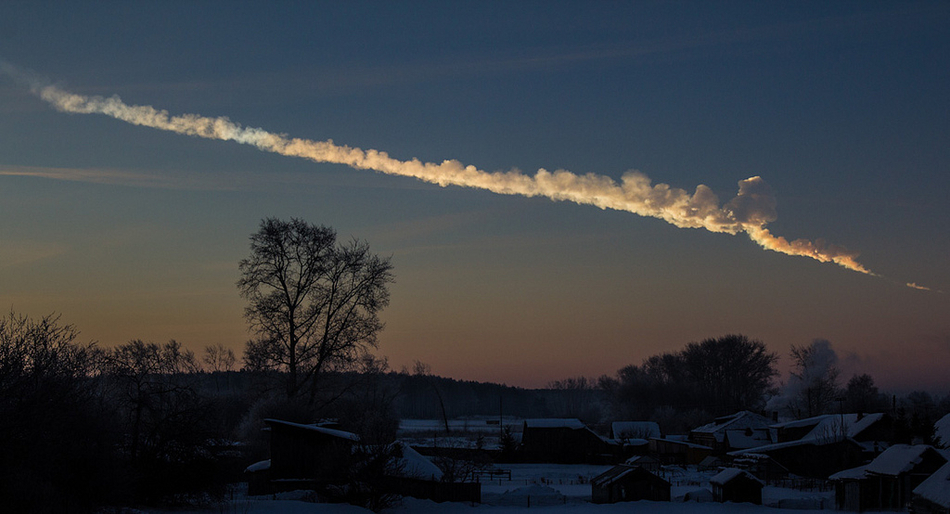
left=9, top=72, right=885, bottom=278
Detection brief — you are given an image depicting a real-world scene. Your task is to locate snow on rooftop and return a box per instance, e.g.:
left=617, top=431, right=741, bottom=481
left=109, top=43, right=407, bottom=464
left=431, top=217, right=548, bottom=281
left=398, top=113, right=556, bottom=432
left=829, top=464, right=869, bottom=481
left=245, top=459, right=271, bottom=473
left=264, top=419, right=360, bottom=441
left=524, top=418, right=586, bottom=429
left=865, top=444, right=939, bottom=476
left=710, top=468, right=763, bottom=486
left=692, top=411, right=770, bottom=434
left=913, top=461, right=950, bottom=508
left=396, top=442, right=443, bottom=481
left=935, top=413, right=950, bottom=445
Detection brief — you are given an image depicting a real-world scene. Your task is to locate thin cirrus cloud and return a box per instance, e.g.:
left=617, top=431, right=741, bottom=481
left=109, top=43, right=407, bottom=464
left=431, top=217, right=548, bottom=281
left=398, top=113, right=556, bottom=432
left=1, top=61, right=932, bottom=290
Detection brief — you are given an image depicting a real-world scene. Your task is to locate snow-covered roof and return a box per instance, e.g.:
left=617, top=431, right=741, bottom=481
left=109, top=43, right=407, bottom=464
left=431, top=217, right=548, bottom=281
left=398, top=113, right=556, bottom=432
left=914, top=461, right=950, bottom=508
left=524, top=418, right=586, bottom=429
left=865, top=444, right=941, bottom=476
left=692, top=411, right=771, bottom=435
left=829, top=444, right=946, bottom=480
left=612, top=421, right=661, bottom=439
left=710, top=468, right=763, bottom=486
left=264, top=419, right=360, bottom=441
left=724, top=428, right=772, bottom=449
left=395, top=442, right=443, bottom=481
left=625, top=454, right=659, bottom=465
left=829, top=464, right=869, bottom=481
left=935, top=413, right=950, bottom=445
left=772, top=413, right=885, bottom=442
left=592, top=464, right=666, bottom=487
left=729, top=436, right=853, bottom=456
left=591, top=465, right=637, bottom=487
left=245, top=459, right=271, bottom=473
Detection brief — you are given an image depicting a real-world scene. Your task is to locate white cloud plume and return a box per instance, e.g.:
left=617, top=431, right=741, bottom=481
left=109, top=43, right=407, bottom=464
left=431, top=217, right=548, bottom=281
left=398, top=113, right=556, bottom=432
left=13, top=75, right=883, bottom=278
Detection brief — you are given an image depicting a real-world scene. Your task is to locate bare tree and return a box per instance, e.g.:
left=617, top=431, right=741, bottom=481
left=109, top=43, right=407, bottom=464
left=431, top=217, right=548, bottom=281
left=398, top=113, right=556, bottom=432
left=786, top=339, right=842, bottom=418
left=203, top=343, right=236, bottom=392
left=238, top=218, right=394, bottom=401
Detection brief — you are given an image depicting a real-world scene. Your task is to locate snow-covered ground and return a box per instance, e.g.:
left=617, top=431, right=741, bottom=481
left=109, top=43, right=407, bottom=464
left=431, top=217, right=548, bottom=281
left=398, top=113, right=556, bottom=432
left=143, top=463, right=841, bottom=514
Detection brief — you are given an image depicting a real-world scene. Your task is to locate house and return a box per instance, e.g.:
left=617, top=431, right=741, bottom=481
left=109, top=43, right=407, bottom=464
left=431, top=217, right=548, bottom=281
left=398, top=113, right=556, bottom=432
left=591, top=465, right=671, bottom=504
left=520, top=419, right=616, bottom=463
left=710, top=468, right=763, bottom=505
left=830, top=444, right=948, bottom=511
left=650, top=437, right=712, bottom=466
left=729, top=436, right=867, bottom=478
left=771, top=413, right=891, bottom=452
left=246, top=418, right=360, bottom=494
left=912, top=461, right=950, bottom=514
left=690, top=411, right=772, bottom=452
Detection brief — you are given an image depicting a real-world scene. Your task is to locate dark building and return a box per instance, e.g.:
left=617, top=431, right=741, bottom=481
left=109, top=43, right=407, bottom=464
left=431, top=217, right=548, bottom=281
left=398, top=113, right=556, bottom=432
left=729, top=437, right=866, bottom=478
left=246, top=418, right=359, bottom=494
left=520, top=419, right=615, bottom=463
left=591, top=465, right=671, bottom=504
left=690, top=411, right=772, bottom=453
left=912, top=462, right=950, bottom=514
left=831, top=444, right=947, bottom=512
left=710, top=468, right=764, bottom=505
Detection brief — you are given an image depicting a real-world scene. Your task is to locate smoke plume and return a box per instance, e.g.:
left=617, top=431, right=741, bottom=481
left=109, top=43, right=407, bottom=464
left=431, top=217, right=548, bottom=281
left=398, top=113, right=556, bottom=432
left=4, top=67, right=885, bottom=277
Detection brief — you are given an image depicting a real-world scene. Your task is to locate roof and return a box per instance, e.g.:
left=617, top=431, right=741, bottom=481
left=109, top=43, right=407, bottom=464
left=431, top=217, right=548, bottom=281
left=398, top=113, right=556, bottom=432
left=772, top=413, right=885, bottom=442
left=245, top=459, right=271, bottom=473
left=865, top=444, right=942, bottom=476
left=913, top=461, right=950, bottom=508
left=612, top=421, right=661, bottom=439
left=724, top=428, right=772, bottom=449
left=829, top=444, right=946, bottom=480
left=264, top=418, right=360, bottom=441
left=729, top=436, right=857, bottom=456
left=710, top=468, right=764, bottom=486
left=524, top=418, right=586, bottom=429
left=625, top=454, right=659, bottom=465
left=935, top=413, right=950, bottom=445
left=829, top=464, right=870, bottom=481
left=591, top=465, right=667, bottom=487
left=395, top=442, right=443, bottom=481
left=692, top=411, right=772, bottom=438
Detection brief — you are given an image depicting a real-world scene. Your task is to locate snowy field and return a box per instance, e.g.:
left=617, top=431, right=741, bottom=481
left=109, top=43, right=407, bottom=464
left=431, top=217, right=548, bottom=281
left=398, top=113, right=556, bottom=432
left=144, top=463, right=844, bottom=514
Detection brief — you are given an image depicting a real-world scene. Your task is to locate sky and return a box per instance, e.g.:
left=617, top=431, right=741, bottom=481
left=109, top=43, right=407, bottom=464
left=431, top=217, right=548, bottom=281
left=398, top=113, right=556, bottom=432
left=1, top=1, right=948, bottom=391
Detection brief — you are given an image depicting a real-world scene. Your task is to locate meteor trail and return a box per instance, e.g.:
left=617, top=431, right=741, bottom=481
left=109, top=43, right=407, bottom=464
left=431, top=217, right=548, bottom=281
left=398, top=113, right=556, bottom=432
left=4, top=63, right=914, bottom=283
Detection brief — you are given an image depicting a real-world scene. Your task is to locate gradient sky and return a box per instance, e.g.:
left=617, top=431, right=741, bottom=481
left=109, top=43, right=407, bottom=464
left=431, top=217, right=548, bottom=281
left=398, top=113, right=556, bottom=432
left=1, top=1, right=948, bottom=391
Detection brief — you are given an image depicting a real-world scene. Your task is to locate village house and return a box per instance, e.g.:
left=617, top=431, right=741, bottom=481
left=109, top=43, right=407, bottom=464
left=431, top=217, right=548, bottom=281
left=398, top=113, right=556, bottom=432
left=520, top=418, right=616, bottom=463
left=591, top=464, right=671, bottom=504
left=830, top=444, right=948, bottom=512
left=771, top=413, right=891, bottom=452
left=690, top=411, right=773, bottom=453
left=710, top=468, right=764, bottom=505
left=911, top=461, right=950, bottom=514
left=729, top=436, right=866, bottom=478
left=246, top=419, right=360, bottom=494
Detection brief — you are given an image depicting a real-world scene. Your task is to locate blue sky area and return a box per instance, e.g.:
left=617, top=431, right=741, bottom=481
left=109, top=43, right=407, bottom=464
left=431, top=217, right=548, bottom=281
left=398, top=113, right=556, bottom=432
left=1, top=1, right=948, bottom=390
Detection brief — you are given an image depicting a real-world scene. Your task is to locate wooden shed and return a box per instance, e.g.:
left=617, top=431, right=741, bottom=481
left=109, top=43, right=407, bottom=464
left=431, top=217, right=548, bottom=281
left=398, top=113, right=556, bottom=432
left=591, top=465, right=671, bottom=504
left=710, top=468, right=763, bottom=505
